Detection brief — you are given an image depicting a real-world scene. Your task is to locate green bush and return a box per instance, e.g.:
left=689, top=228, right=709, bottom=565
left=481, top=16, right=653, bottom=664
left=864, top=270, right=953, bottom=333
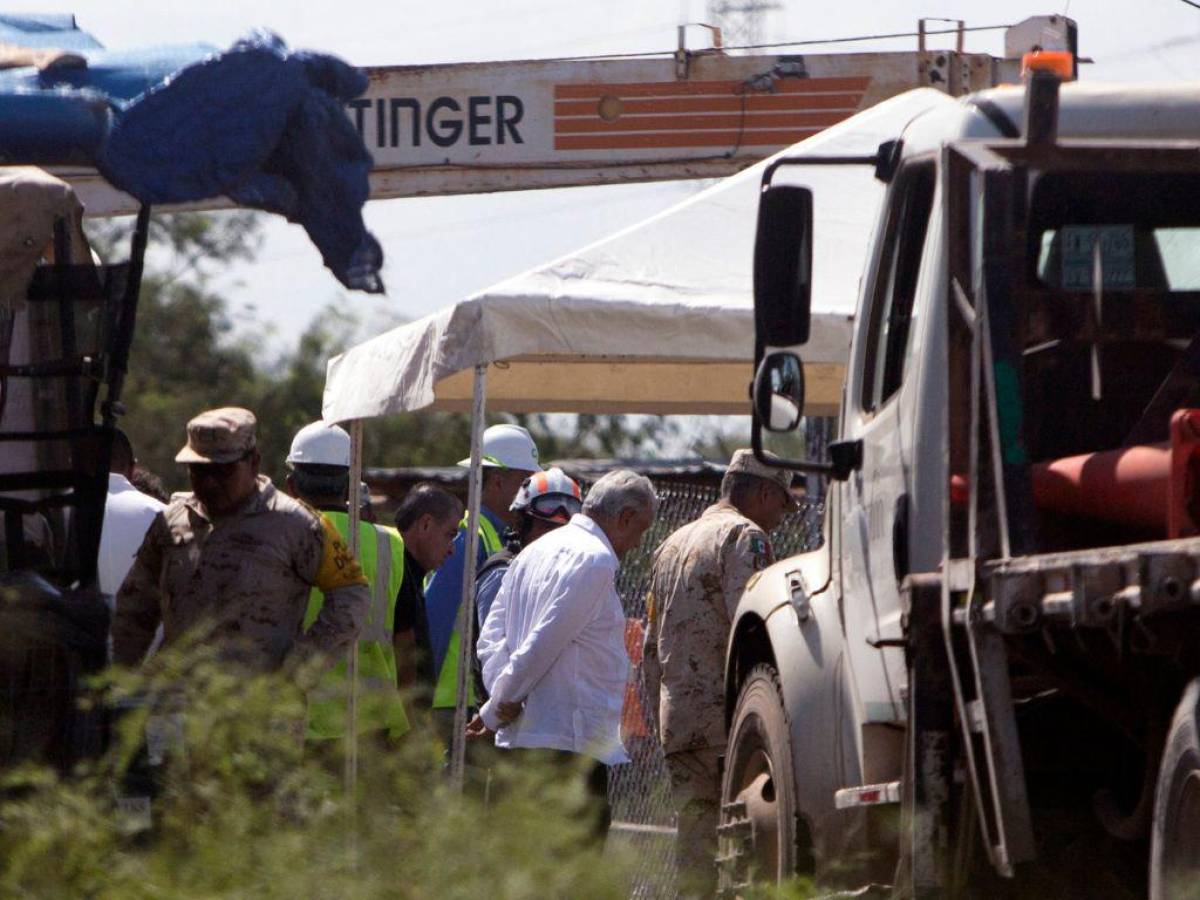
left=0, top=642, right=631, bottom=899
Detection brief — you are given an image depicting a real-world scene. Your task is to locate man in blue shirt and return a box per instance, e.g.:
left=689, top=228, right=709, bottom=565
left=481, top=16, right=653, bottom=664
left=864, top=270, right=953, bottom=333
left=423, top=424, right=541, bottom=743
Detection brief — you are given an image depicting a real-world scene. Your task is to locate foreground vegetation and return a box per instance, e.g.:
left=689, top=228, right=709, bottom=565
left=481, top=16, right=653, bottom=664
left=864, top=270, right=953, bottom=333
left=0, top=640, right=629, bottom=899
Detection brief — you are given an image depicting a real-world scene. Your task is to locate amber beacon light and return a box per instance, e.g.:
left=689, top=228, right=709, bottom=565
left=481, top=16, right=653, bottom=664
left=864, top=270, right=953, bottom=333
left=1022, top=49, right=1074, bottom=81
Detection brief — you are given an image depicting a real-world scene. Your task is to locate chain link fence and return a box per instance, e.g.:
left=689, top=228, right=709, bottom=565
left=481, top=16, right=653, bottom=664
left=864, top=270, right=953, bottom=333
left=602, top=478, right=825, bottom=899
left=366, top=443, right=835, bottom=897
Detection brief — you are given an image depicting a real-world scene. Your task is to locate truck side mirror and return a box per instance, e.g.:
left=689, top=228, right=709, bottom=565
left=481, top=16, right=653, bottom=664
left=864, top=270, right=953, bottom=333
left=750, top=350, right=862, bottom=482
left=753, top=351, right=805, bottom=432
left=754, top=185, right=812, bottom=348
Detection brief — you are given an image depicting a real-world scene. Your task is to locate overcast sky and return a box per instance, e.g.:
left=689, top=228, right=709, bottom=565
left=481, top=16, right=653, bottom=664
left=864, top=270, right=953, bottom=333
left=11, top=0, right=1200, bottom=351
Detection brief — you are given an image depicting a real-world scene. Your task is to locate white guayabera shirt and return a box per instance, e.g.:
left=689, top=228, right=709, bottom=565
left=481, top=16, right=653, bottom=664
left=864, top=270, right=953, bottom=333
left=99, top=473, right=166, bottom=599
left=477, top=514, right=630, bottom=765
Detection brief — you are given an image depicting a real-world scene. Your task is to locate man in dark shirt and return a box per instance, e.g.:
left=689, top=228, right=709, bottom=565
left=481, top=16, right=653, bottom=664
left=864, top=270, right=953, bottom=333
left=392, top=484, right=462, bottom=710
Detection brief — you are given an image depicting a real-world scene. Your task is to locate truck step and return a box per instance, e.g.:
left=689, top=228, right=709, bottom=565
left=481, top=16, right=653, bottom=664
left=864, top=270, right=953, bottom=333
left=716, top=818, right=753, bottom=836
left=834, top=781, right=902, bottom=809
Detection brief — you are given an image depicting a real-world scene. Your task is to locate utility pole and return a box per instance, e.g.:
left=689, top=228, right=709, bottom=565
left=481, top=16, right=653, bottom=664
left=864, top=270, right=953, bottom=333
left=706, top=0, right=780, bottom=48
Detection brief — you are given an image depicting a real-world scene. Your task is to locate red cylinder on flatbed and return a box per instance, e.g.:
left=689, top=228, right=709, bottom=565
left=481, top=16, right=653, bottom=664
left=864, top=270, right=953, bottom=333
left=1029, top=408, right=1200, bottom=539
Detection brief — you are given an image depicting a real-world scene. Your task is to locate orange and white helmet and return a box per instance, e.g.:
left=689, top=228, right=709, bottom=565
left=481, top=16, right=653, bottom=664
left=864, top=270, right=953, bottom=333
left=510, top=467, right=583, bottom=525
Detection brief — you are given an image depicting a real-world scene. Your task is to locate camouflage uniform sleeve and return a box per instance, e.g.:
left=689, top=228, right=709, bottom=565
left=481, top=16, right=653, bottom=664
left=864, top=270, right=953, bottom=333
left=293, top=513, right=370, bottom=666
left=640, top=551, right=666, bottom=739
left=112, top=512, right=168, bottom=666
left=721, top=524, right=775, bottom=619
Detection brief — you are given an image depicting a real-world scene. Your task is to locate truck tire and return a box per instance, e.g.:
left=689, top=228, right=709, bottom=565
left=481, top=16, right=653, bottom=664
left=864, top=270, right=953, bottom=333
left=1149, top=677, right=1200, bottom=900
left=719, top=663, right=801, bottom=890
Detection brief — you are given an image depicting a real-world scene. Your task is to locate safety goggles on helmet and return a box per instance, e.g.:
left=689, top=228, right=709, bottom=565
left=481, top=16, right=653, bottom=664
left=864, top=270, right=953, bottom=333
left=510, top=466, right=583, bottom=524
left=525, top=492, right=583, bottom=525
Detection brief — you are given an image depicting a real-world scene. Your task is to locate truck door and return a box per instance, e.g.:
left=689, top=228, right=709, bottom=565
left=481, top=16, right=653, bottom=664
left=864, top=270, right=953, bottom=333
left=841, top=161, right=937, bottom=723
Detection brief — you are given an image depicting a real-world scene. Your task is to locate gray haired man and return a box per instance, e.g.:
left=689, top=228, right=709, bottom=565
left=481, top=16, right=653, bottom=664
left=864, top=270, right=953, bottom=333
left=471, top=469, right=658, bottom=836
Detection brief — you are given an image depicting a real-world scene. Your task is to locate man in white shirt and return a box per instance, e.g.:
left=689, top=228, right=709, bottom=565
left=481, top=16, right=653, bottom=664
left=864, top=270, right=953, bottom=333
left=472, top=468, right=658, bottom=834
left=98, top=429, right=166, bottom=600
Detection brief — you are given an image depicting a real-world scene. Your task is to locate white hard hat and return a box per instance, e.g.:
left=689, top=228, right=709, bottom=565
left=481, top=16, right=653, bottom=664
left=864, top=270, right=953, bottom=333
left=457, top=423, right=542, bottom=472
left=286, top=421, right=350, bottom=467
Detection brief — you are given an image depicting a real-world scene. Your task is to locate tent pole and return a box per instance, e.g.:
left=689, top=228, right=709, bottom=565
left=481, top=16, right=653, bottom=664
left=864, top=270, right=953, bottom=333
left=346, top=419, right=363, bottom=804
left=451, top=364, right=487, bottom=790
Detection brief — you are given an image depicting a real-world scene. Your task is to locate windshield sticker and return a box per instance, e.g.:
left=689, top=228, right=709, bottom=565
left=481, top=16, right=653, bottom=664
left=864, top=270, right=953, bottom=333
left=1060, top=225, right=1135, bottom=291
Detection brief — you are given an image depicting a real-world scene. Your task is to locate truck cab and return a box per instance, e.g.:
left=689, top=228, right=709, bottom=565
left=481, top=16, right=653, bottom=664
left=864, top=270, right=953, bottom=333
left=721, top=73, right=1200, bottom=897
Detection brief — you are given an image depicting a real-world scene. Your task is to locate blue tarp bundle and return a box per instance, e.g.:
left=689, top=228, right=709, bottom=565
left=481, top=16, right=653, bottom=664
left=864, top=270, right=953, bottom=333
left=0, top=17, right=383, bottom=293
left=0, top=13, right=102, bottom=51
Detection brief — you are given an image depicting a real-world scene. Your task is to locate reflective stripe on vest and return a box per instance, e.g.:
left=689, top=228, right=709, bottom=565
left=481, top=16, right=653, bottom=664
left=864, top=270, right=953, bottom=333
left=430, top=512, right=503, bottom=709
left=477, top=514, right=503, bottom=556
left=305, top=513, right=409, bottom=740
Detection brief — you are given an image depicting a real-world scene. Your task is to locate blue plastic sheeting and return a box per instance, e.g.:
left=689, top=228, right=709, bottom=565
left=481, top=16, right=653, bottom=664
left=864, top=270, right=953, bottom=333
left=0, top=13, right=103, bottom=51
left=0, top=94, right=111, bottom=166
left=0, top=43, right=218, bottom=102
left=101, top=32, right=383, bottom=292
left=0, top=28, right=383, bottom=293
left=0, top=42, right=219, bottom=166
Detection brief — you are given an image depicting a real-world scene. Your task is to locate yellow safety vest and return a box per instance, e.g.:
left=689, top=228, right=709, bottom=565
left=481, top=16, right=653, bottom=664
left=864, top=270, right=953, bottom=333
left=432, top=512, right=502, bottom=709
left=304, top=512, right=409, bottom=740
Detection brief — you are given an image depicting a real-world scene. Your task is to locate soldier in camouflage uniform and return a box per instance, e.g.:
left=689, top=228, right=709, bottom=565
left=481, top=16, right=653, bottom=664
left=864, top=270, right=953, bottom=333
left=643, top=450, right=796, bottom=897
left=112, top=408, right=370, bottom=676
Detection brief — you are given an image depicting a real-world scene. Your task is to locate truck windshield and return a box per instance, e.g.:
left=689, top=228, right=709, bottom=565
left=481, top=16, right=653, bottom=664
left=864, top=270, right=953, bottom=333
left=1037, top=226, right=1200, bottom=292
left=1022, top=170, right=1200, bottom=466
left=1030, top=171, right=1200, bottom=293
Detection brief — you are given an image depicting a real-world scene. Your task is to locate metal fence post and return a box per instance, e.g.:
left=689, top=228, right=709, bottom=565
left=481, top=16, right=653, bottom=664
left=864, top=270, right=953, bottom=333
left=450, top=364, right=487, bottom=790
left=346, top=419, right=363, bottom=804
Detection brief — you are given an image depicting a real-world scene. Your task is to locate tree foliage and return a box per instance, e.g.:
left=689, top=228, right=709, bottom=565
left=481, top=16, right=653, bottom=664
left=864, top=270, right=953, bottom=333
left=120, top=272, right=265, bottom=487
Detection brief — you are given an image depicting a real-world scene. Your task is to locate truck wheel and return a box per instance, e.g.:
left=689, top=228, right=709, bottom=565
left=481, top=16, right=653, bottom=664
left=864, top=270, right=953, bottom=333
left=1150, top=678, right=1200, bottom=900
left=719, top=664, right=800, bottom=889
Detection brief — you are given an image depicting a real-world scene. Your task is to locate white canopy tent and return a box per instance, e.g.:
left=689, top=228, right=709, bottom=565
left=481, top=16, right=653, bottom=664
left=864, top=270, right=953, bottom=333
left=322, top=88, right=957, bottom=424
left=321, top=87, right=957, bottom=787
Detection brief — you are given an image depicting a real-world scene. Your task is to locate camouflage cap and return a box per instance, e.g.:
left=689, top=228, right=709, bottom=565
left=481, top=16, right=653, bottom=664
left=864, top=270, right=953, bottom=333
left=175, top=407, right=257, bottom=464
left=726, top=448, right=794, bottom=493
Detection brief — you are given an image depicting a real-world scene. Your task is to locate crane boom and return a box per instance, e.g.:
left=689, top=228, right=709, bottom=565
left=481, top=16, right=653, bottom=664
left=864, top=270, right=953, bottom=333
left=57, top=16, right=1074, bottom=216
